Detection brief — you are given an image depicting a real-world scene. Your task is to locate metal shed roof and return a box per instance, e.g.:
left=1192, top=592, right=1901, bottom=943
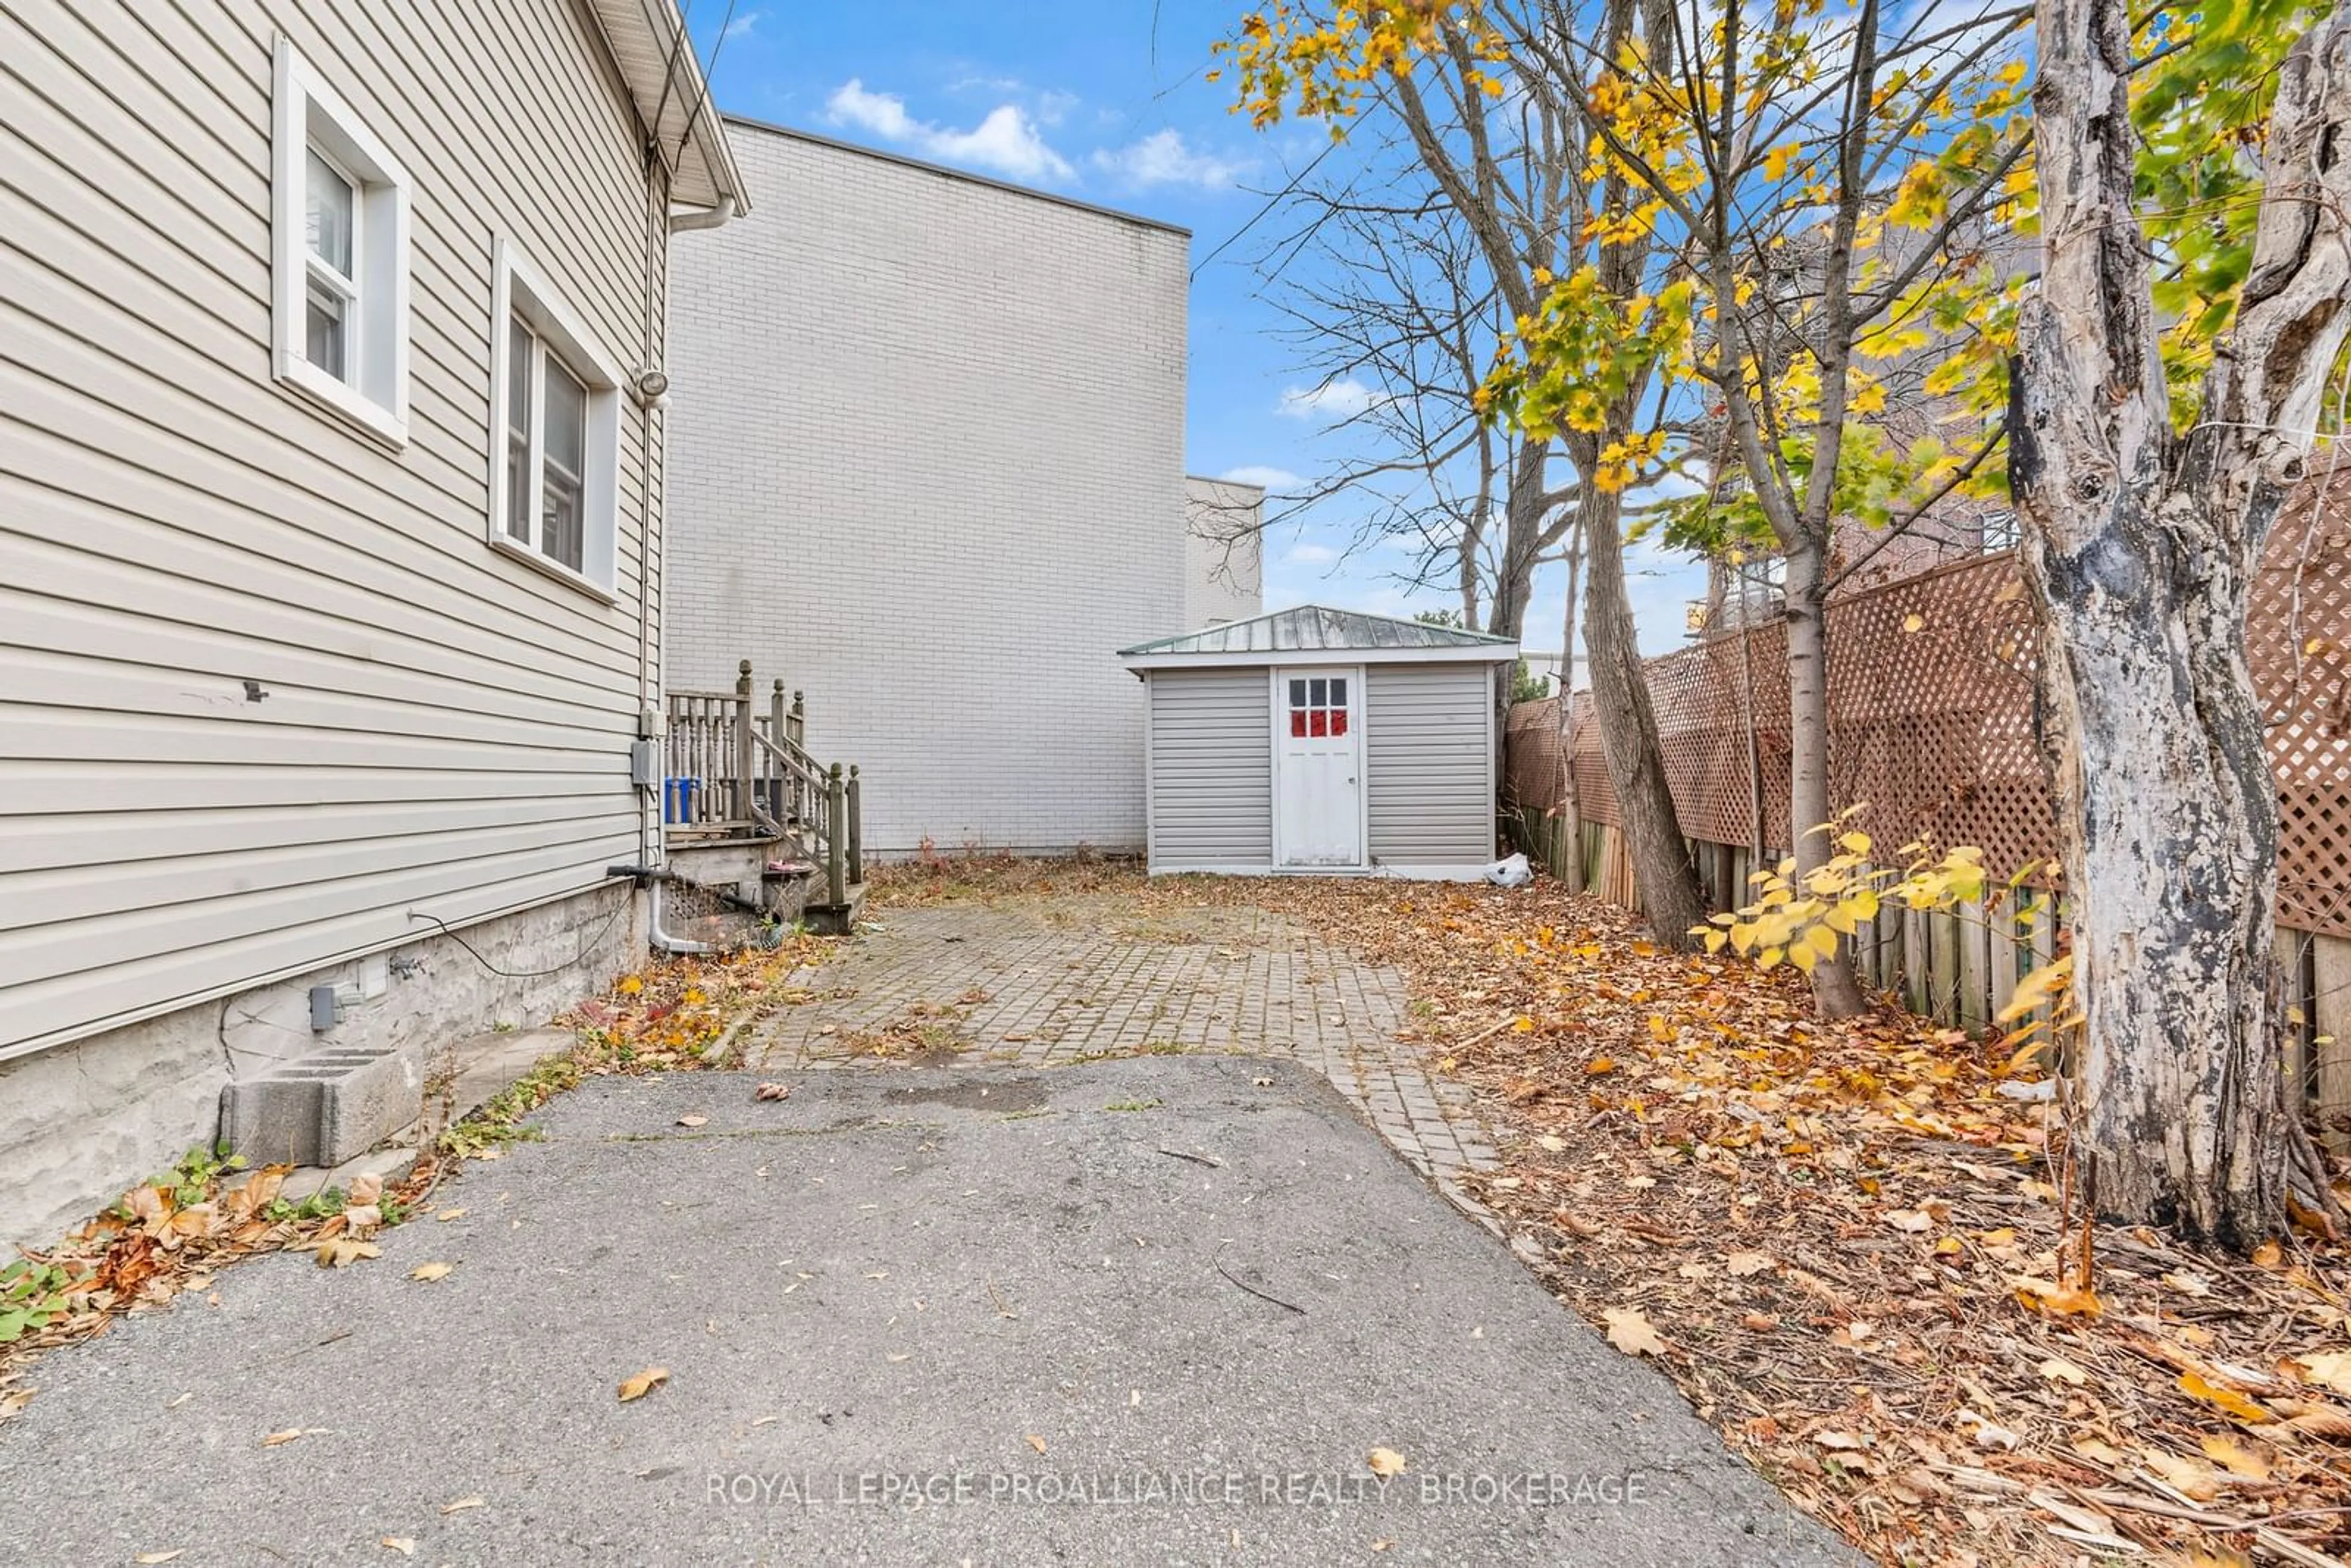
left=1119, top=605, right=1518, bottom=670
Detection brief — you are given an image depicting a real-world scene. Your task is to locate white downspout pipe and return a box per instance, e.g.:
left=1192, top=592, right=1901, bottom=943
left=667, top=197, right=735, bottom=234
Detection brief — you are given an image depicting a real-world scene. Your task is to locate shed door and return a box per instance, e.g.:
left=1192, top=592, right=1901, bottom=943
left=1274, top=669, right=1363, bottom=868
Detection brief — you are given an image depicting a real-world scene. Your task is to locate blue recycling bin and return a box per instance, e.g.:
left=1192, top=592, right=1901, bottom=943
left=663, top=776, right=699, bottom=824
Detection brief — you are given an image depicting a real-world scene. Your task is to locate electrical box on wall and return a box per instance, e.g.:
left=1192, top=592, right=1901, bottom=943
left=630, top=738, right=661, bottom=789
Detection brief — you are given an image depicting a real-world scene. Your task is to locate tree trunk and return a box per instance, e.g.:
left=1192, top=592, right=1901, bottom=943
left=1582, top=484, right=1705, bottom=947
left=2010, top=0, right=2351, bottom=1245
left=1554, top=536, right=1587, bottom=895
left=1783, top=536, right=1865, bottom=1015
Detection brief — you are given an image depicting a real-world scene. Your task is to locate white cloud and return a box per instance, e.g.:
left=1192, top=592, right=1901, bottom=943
left=1286, top=541, right=1340, bottom=566
left=720, top=10, right=760, bottom=39
left=1089, top=129, right=1247, bottom=190
left=1034, top=89, right=1081, bottom=127
left=1218, top=465, right=1302, bottom=490
left=823, top=79, right=1075, bottom=184
left=1276, top=377, right=1381, bottom=421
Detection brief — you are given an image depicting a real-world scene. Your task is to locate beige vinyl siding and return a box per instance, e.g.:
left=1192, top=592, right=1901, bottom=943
left=1148, top=669, right=1272, bottom=869
left=1366, top=664, right=1496, bottom=867
left=0, top=0, right=666, bottom=1057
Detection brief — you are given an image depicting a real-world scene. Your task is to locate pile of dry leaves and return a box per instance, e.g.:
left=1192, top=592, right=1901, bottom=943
left=1168, top=870, right=2351, bottom=1568
left=0, top=931, right=836, bottom=1414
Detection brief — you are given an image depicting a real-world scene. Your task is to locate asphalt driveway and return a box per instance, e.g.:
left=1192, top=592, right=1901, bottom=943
left=0, top=1056, right=1855, bottom=1566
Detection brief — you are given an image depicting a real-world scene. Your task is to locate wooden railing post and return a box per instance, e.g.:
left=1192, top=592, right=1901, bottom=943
left=825, top=763, right=846, bottom=907
left=788, top=689, right=805, bottom=749
left=847, top=765, right=863, bottom=885
left=770, top=679, right=787, bottom=745
left=734, top=659, right=756, bottom=823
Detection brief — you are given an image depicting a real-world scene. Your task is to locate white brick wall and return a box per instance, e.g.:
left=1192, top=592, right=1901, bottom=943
left=1183, top=476, right=1266, bottom=628
left=666, top=121, right=1191, bottom=855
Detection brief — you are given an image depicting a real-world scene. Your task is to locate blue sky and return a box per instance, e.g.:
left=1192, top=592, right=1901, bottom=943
left=684, top=1, right=1705, bottom=664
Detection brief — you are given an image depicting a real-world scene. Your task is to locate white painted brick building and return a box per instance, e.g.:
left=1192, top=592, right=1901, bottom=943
left=666, top=120, right=1213, bottom=856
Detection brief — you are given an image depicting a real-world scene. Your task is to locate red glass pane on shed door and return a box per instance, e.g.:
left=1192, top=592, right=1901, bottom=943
left=1291, top=710, right=1307, bottom=737
left=1310, top=710, right=1329, bottom=737
left=1330, top=710, right=1348, bottom=736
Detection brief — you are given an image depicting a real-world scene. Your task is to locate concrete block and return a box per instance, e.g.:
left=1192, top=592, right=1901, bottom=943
left=220, top=1046, right=422, bottom=1169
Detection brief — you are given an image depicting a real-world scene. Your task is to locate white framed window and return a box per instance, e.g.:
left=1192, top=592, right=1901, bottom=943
left=271, top=38, right=410, bottom=446
left=489, top=239, right=621, bottom=598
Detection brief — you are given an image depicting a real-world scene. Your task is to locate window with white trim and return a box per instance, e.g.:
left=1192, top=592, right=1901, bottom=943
left=489, top=240, right=621, bottom=595
left=271, top=39, right=409, bottom=445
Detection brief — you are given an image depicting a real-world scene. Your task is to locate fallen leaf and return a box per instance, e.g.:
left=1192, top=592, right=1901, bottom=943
left=133, top=1554, right=184, bottom=1565
left=2179, top=1371, right=2271, bottom=1424
left=1725, top=1251, right=1775, bottom=1277
left=1602, top=1305, right=1667, bottom=1358
left=381, top=1539, right=414, bottom=1557
left=2014, top=1277, right=2101, bottom=1318
left=2292, top=1349, right=2351, bottom=1398
left=2142, top=1450, right=2221, bottom=1502
left=261, top=1427, right=315, bottom=1447
left=342, top=1204, right=382, bottom=1232
left=315, top=1238, right=380, bottom=1269
left=1367, top=1447, right=1407, bottom=1477
left=1370, top=1542, right=1393, bottom=1554
left=887, top=1354, right=911, bottom=1364
left=1647, top=1015, right=1672, bottom=1044
left=1884, top=1209, right=1930, bottom=1233
left=754, top=1083, right=793, bottom=1102
left=1585, top=1056, right=1617, bottom=1075
left=2252, top=1240, right=2284, bottom=1269
left=1741, top=1311, right=1780, bottom=1331
left=677, top=1115, right=709, bottom=1128
left=408, top=1262, right=454, bottom=1283
left=2200, top=1435, right=2271, bottom=1480
left=347, top=1174, right=384, bottom=1206
left=442, top=1495, right=487, bottom=1515
left=1814, top=1430, right=1865, bottom=1451
left=435, top=1208, right=467, bottom=1222
left=2038, top=1356, right=2088, bottom=1386
left=1535, top=1135, right=1567, bottom=1152
left=618, top=1367, right=670, bottom=1403
left=1026, top=1434, right=1048, bottom=1455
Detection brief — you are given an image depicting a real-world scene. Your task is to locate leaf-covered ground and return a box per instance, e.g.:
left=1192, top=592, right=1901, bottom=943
left=876, top=855, right=2351, bottom=1568
left=0, top=931, right=838, bottom=1407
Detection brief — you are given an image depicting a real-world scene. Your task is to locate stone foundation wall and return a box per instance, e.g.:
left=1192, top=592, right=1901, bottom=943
left=0, top=884, right=643, bottom=1252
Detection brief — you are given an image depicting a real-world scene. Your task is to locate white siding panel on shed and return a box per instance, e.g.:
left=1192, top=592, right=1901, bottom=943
left=1365, top=664, right=1495, bottom=867
left=0, top=0, right=669, bottom=1057
left=1148, top=669, right=1271, bottom=869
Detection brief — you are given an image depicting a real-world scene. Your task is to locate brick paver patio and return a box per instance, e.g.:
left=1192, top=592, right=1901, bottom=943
left=749, top=898, right=1502, bottom=1212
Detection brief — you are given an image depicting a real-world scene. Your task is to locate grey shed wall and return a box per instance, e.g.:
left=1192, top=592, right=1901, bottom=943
left=1146, top=669, right=1271, bottom=868
left=1365, top=664, right=1497, bottom=866
left=666, top=121, right=1190, bottom=854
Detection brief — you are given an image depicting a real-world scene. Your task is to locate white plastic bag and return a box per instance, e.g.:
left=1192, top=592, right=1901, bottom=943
left=1483, top=852, right=1533, bottom=888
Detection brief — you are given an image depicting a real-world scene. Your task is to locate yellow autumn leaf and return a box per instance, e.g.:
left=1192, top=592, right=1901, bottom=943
left=2200, top=1435, right=2271, bottom=1480
left=1367, top=1447, right=1407, bottom=1477
left=408, top=1262, right=454, bottom=1283
left=1902, top=612, right=1924, bottom=633
left=1027, top=1433, right=1049, bottom=1455
left=1805, top=925, right=1840, bottom=961
left=618, top=1367, right=670, bottom=1403
left=1646, top=1015, right=1671, bottom=1043
left=2178, top=1371, right=2271, bottom=1424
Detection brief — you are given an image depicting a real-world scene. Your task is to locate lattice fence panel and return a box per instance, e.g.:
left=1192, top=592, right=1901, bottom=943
left=1506, top=486, right=2351, bottom=939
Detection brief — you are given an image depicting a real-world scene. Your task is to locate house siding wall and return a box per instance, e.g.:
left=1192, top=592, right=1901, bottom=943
left=1366, top=664, right=1496, bottom=867
left=667, top=122, right=1190, bottom=855
left=0, top=4, right=661, bottom=1061
left=1147, top=669, right=1272, bottom=869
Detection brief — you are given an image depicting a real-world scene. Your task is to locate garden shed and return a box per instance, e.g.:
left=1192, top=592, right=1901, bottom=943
left=1118, top=606, right=1518, bottom=880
